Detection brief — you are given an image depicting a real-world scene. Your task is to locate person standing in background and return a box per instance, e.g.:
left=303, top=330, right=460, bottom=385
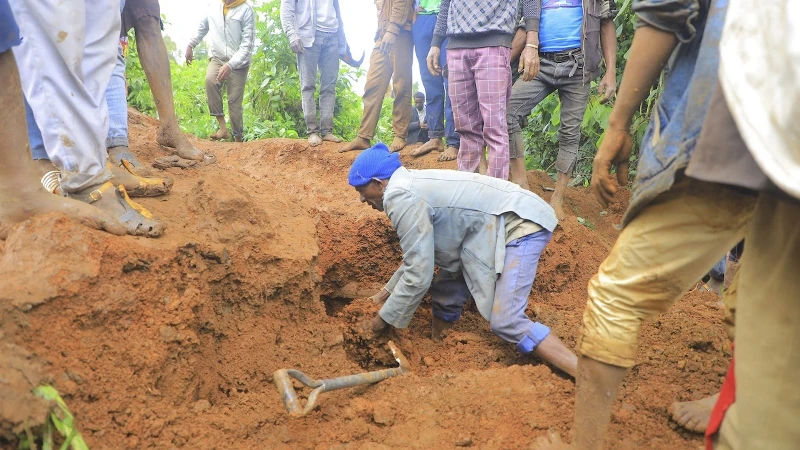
left=409, top=0, right=459, bottom=161
left=281, top=0, right=348, bottom=147
left=186, top=0, right=256, bottom=143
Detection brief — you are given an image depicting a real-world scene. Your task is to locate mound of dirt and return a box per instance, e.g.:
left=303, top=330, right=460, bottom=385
left=0, top=110, right=729, bottom=449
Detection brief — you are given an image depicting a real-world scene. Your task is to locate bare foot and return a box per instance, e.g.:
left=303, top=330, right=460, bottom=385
left=308, top=133, right=323, bottom=147
left=322, top=133, right=343, bottom=143
left=69, top=182, right=165, bottom=237
left=339, top=137, right=371, bottom=153
left=389, top=137, right=406, bottom=153
left=410, top=138, right=443, bottom=157
left=0, top=184, right=126, bottom=239
left=431, top=316, right=455, bottom=341
left=210, top=130, right=230, bottom=141
left=549, top=196, right=566, bottom=221
left=157, top=126, right=206, bottom=161
left=669, top=393, right=719, bottom=433
left=532, top=430, right=571, bottom=450
left=108, top=160, right=173, bottom=198
left=438, top=146, right=458, bottom=162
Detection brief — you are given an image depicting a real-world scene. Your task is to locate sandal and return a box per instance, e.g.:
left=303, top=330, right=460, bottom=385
left=109, top=160, right=174, bottom=197
left=70, top=181, right=165, bottom=238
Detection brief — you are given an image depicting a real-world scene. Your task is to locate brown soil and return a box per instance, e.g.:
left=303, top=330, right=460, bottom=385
left=0, top=110, right=729, bottom=449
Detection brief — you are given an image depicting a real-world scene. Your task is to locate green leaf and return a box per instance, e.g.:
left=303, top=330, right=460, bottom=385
left=577, top=217, right=596, bottom=230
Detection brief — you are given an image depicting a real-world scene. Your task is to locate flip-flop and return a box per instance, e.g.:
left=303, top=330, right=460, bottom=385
left=70, top=181, right=165, bottom=237
left=108, top=147, right=144, bottom=168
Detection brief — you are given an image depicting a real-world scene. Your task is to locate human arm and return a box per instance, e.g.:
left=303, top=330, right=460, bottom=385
left=590, top=26, right=678, bottom=207
left=280, top=0, right=305, bottom=54
left=186, top=15, right=210, bottom=64
left=597, top=18, right=618, bottom=103
left=518, top=0, right=542, bottom=81
left=226, top=6, right=257, bottom=70
left=374, top=191, right=436, bottom=329
left=379, top=0, right=413, bottom=53
left=510, top=27, right=527, bottom=63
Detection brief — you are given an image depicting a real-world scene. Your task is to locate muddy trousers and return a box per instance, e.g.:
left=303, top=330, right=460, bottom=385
left=711, top=194, right=800, bottom=450
left=357, top=31, right=413, bottom=141
left=431, top=230, right=553, bottom=353
left=10, top=0, right=120, bottom=193
left=205, top=57, right=249, bottom=140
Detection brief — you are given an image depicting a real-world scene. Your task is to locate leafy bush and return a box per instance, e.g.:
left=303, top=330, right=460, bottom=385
left=126, top=0, right=366, bottom=141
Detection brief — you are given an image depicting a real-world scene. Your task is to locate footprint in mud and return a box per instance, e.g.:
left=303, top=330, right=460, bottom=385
left=340, top=298, right=417, bottom=369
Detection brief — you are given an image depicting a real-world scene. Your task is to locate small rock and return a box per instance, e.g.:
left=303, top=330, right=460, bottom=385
left=422, top=356, right=435, bottom=367
left=677, top=359, right=687, bottom=370
left=371, top=402, right=394, bottom=425
left=192, top=399, right=211, bottom=413
left=159, top=325, right=181, bottom=343
left=455, top=436, right=473, bottom=447
left=349, top=418, right=370, bottom=439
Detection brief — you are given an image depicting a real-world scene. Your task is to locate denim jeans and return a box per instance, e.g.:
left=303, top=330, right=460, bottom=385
left=297, top=30, right=339, bottom=136
left=430, top=229, right=553, bottom=353
left=106, top=37, right=129, bottom=148
left=25, top=98, right=47, bottom=160
left=412, top=13, right=459, bottom=148
left=507, top=54, right=590, bottom=175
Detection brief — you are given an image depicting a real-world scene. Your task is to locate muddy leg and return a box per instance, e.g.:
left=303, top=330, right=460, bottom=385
left=0, top=50, right=125, bottom=238
left=550, top=171, right=569, bottom=220
left=135, top=16, right=205, bottom=160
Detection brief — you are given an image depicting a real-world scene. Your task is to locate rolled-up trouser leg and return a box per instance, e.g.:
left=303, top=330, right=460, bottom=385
left=577, top=177, right=755, bottom=368
left=11, top=0, right=120, bottom=193
left=226, top=65, right=249, bottom=140
left=429, top=270, right=471, bottom=322
left=489, top=230, right=552, bottom=353
left=554, top=71, right=590, bottom=175
left=733, top=194, right=800, bottom=450
left=205, top=57, right=224, bottom=118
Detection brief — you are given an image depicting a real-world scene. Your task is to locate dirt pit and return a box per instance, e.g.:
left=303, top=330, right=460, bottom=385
left=0, top=110, right=730, bottom=449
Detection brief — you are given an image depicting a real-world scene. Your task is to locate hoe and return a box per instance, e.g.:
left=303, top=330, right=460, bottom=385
left=274, top=340, right=410, bottom=417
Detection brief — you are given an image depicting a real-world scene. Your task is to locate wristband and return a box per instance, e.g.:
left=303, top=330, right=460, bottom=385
left=525, top=43, right=539, bottom=49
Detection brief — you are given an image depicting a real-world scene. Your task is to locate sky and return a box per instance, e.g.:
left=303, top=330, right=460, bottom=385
left=159, top=0, right=424, bottom=95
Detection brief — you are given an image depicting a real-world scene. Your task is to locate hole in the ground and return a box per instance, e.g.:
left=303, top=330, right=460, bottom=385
left=321, top=295, right=353, bottom=317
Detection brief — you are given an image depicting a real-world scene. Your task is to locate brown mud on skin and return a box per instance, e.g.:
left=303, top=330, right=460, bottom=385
left=0, top=110, right=729, bottom=449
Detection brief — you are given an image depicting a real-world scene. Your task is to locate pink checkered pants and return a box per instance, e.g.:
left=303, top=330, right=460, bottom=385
left=447, top=46, right=512, bottom=180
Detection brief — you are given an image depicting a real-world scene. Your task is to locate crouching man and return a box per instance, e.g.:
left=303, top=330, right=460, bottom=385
left=348, top=143, right=577, bottom=376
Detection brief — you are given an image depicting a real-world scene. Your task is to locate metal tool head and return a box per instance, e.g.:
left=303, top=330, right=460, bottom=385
left=274, top=340, right=409, bottom=417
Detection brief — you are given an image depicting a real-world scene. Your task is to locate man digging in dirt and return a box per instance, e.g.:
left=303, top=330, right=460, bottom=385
left=347, top=143, right=578, bottom=377
left=0, top=1, right=126, bottom=239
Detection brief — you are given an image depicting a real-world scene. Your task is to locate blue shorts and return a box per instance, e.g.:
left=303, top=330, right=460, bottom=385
left=0, top=0, right=21, bottom=54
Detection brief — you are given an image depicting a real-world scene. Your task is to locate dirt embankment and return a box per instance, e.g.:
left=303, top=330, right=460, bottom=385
left=0, top=111, right=729, bottom=449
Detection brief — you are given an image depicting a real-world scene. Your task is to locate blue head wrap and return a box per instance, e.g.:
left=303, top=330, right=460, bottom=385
left=347, top=143, right=402, bottom=187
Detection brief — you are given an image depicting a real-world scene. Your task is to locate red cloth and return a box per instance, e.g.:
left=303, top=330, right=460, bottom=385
left=706, top=352, right=736, bottom=450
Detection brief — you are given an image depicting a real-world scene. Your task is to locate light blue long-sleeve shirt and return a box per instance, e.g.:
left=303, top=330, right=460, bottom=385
left=379, top=167, right=558, bottom=328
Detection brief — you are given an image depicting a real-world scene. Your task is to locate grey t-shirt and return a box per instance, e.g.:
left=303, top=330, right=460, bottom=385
left=315, top=0, right=339, bottom=33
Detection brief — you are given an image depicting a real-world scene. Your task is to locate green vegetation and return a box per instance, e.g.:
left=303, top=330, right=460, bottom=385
left=17, top=386, right=88, bottom=450
left=127, top=0, right=655, bottom=183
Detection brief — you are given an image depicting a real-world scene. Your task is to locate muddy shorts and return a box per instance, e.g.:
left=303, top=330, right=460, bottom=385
left=121, top=0, right=163, bottom=35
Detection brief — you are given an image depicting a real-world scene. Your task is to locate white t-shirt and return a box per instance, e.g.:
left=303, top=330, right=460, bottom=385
left=719, top=0, right=800, bottom=200
left=315, top=0, right=339, bottom=33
